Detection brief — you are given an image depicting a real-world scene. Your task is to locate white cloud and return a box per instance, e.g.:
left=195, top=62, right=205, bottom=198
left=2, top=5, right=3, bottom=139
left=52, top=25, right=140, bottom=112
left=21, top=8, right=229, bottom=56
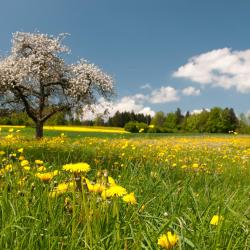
left=150, top=86, right=179, bottom=103
left=191, top=108, right=210, bottom=115
left=182, top=86, right=201, bottom=96
left=82, top=95, right=155, bottom=120
left=173, top=48, right=250, bottom=93
left=140, top=83, right=152, bottom=89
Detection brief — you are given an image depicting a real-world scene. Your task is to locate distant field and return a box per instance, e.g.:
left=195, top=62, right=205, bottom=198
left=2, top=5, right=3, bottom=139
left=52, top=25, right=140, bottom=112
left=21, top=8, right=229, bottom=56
left=0, top=125, right=249, bottom=249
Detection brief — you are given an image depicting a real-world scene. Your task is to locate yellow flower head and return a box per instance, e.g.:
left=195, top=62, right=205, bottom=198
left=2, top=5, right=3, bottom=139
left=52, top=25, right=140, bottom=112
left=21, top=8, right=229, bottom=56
left=6, top=134, right=13, bottom=139
left=104, top=185, right=127, bottom=198
left=21, top=160, right=29, bottom=167
left=37, top=166, right=46, bottom=171
left=88, top=182, right=106, bottom=193
left=63, top=162, right=91, bottom=173
left=210, top=215, right=224, bottom=225
left=19, top=155, right=25, bottom=161
left=123, top=192, right=137, bottom=204
left=49, top=182, right=74, bottom=198
left=0, top=151, right=5, bottom=155
left=158, top=231, right=179, bottom=249
left=35, top=160, right=44, bottom=165
left=17, top=148, right=24, bottom=153
left=35, top=172, right=57, bottom=182
left=5, top=164, right=13, bottom=171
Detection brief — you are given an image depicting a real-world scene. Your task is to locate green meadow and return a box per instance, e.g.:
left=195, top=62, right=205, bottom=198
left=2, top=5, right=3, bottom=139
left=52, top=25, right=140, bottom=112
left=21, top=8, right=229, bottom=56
left=0, top=126, right=249, bottom=249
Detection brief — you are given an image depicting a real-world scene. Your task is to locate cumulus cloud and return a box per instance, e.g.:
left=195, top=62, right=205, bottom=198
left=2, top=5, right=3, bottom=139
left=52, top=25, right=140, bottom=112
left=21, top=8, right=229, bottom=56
left=150, top=86, right=179, bottom=103
left=82, top=95, right=155, bottom=120
left=173, top=48, right=250, bottom=93
left=182, top=86, right=201, bottom=96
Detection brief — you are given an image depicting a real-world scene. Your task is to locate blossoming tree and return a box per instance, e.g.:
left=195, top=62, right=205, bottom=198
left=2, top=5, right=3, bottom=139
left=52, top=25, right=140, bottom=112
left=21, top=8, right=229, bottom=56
left=0, top=32, right=114, bottom=138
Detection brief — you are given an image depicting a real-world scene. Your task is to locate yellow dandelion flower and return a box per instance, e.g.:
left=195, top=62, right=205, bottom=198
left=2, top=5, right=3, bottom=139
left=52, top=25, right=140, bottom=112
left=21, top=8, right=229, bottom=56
left=19, top=155, right=25, bottom=161
left=35, top=160, right=44, bottom=165
left=35, top=172, right=57, bottom=182
left=17, top=148, right=24, bottom=153
left=21, top=160, right=29, bottom=167
left=158, top=231, right=179, bottom=249
left=210, top=215, right=224, bottom=225
left=5, top=164, right=13, bottom=171
left=123, top=192, right=137, bottom=204
left=0, top=151, right=5, bottom=155
left=93, top=183, right=105, bottom=193
left=37, top=166, right=46, bottom=171
left=105, top=185, right=127, bottom=198
left=63, top=162, right=90, bottom=173
left=49, top=182, right=75, bottom=198
left=192, top=163, right=199, bottom=168
left=23, top=166, right=30, bottom=171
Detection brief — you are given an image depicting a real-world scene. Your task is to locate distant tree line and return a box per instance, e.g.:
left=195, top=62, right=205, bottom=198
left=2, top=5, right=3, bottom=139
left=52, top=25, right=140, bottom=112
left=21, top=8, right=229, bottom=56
left=148, top=107, right=241, bottom=133
left=1, top=107, right=250, bottom=134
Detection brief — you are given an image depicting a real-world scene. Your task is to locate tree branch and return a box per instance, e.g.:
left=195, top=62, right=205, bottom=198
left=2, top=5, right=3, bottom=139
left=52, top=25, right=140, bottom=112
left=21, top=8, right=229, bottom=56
left=14, top=86, right=37, bottom=122
left=41, top=105, right=70, bottom=123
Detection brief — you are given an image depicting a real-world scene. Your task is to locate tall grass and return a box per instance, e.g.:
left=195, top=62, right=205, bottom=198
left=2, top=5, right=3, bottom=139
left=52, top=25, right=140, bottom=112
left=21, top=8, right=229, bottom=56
left=0, top=128, right=249, bottom=249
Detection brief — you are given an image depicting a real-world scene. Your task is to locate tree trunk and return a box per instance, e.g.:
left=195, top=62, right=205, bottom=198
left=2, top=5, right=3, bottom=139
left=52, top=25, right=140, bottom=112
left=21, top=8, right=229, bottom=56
left=35, top=121, right=44, bottom=139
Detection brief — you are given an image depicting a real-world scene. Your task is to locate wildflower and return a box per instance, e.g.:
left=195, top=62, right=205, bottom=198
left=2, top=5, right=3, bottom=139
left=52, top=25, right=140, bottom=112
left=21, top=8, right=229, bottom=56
left=5, top=164, right=13, bottom=171
left=210, top=215, right=224, bottom=225
left=63, top=162, right=91, bottom=173
left=35, top=172, right=57, bottom=182
left=149, top=124, right=155, bottom=128
left=192, top=163, right=199, bottom=168
left=49, top=182, right=74, bottom=198
left=35, top=160, right=44, bottom=165
left=37, top=166, right=46, bottom=171
left=21, top=160, right=29, bottom=167
left=123, top=192, right=137, bottom=204
left=23, top=166, right=30, bottom=171
left=139, top=128, right=144, bottom=133
left=0, top=151, right=5, bottom=155
left=19, top=155, right=25, bottom=161
left=104, top=185, right=127, bottom=198
left=8, top=128, right=14, bottom=133
left=108, top=176, right=116, bottom=186
left=158, top=231, right=179, bottom=249
left=88, top=182, right=105, bottom=193
left=17, top=148, right=24, bottom=153
left=6, top=134, right=13, bottom=139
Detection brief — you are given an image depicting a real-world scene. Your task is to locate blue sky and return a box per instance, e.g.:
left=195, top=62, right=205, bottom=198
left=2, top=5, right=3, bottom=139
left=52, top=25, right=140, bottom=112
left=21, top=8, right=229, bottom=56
left=1, top=0, right=250, bottom=117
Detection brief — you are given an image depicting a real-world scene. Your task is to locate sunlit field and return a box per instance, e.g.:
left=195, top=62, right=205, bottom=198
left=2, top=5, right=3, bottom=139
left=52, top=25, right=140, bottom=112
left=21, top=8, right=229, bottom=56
left=0, top=126, right=249, bottom=249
